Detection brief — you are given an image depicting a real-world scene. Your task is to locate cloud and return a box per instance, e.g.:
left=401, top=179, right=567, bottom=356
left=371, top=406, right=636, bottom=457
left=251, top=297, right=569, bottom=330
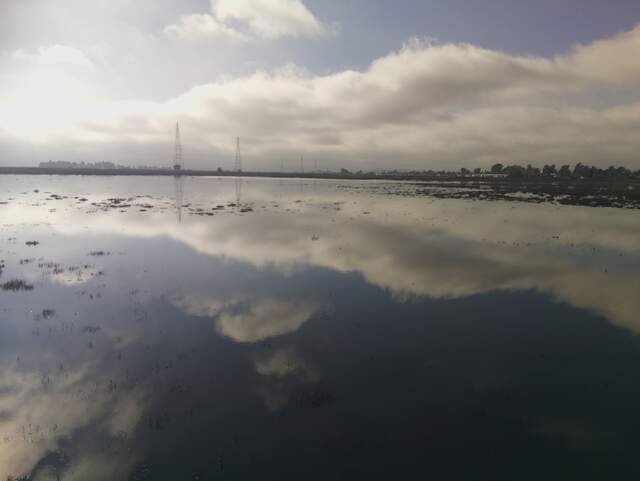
left=562, top=24, right=640, bottom=84
left=255, top=349, right=306, bottom=377
left=6, top=183, right=639, bottom=333
left=12, top=45, right=94, bottom=68
left=213, top=0, right=330, bottom=39
left=173, top=294, right=321, bottom=343
left=4, top=24, right=640, bottom=169
left=255, top=349, right=317, bottom=382
left=163, top=0, right=329, bottom=41
left=254, top=349, right=318, bottom=411
left=0, top=365, right=142, bottom=480
left=163, top=13, right=248, bottom=41
left=215, top=298, right=319, bottom=342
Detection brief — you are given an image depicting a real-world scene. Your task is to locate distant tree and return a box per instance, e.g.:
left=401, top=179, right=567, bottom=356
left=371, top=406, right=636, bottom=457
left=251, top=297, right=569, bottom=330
left=616, top=166, right=631, bottom=177
left=460, top=167, right=470, bottom=176
left=491, top=163, right=504, bottom=173
left=473, top=168, right=482, bottom=175
left=573, top=162, right=587, bottom=178
left=526, top=164, right=541, bottom=177
left=542, top=164, right=557, bottom=177
left=559, top=165, right=572, bottom=177
left=504, top=165, right=525, bottom=178
left=593, top=167, right=605, bottom=177
left=340, top=168, right=351, bottom=175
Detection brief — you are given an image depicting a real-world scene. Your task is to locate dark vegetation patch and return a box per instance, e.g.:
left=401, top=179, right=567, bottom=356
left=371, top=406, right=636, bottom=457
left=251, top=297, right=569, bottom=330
left=88, top=251, right=110, bottom=257
left=350, top=178, right=640, bottom=209
left=418, top=179, right=640, bottom=209
left=91, top=197, right=133, bottom=210
left=33, top=309, right=56, bottom=321
left=38, top=261, right=65, bottom=274
left=1, top=280, right=34, bottom=291
left=188, top=202, right=254, bottom=216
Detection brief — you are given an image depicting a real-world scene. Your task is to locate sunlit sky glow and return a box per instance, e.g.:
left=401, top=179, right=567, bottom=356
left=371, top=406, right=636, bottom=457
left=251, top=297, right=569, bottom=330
left=1, top=0, right=640, bottom=170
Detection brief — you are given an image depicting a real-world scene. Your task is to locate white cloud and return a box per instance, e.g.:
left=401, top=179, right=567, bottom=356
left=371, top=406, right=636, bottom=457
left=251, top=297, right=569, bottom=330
left=4, top=24, right=640, bottom=169
left=255, top=349, right=316, bottom=380
left=0, top=365, right=142, bottom=480
left=173, top=294, right=320, bottom=343
left=12, top=45, right=94, bottom=68
left=213, top=298, right=318, bottom=342
left=163, top=0, right=330, bottom=41
left=10, top=185, right=638, bottom=333
left=254, top=349, right=318, bottom=411
left=562, top=24, right=640, bottom=84
left=163, top=13, right=248, bottom=41
left=213, top=0, right=330, bottom=39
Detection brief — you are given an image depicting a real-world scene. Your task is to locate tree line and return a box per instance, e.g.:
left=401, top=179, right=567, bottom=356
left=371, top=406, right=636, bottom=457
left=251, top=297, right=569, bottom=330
left=466, top=162, right=640, bottom=179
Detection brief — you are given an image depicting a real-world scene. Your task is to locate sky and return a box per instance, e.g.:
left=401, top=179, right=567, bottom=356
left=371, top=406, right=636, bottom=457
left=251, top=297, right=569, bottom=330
left=1, top=0, right=640, bottom=171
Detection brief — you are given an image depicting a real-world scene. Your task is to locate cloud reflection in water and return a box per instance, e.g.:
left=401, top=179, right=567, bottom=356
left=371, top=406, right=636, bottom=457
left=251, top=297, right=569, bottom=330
left=0, top=176, right=639, bottom=480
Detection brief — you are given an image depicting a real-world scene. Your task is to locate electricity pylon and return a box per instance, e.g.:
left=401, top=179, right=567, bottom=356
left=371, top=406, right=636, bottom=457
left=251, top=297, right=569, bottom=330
left=173, top=122, right=183, bottom=171
left=235, top=137, right=243, bottom=173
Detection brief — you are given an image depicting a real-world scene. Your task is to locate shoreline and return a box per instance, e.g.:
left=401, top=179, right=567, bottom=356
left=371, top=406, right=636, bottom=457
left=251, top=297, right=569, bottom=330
left=1, top=166, right=639, bottom=184
left=1, top=166, right=639, bottom=209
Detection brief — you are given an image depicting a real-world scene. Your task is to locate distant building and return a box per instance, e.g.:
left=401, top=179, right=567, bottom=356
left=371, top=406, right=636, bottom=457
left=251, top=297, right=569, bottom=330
left=39, top=160, right=124, bottom=169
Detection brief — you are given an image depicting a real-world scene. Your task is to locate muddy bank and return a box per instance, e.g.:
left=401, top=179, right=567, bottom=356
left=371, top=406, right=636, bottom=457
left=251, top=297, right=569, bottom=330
left=345, top=178, right=640, bottom=209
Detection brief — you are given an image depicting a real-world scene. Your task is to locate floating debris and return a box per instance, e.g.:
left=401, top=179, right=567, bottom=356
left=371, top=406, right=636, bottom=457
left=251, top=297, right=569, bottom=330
left=39, top=309, right=56, bottom=320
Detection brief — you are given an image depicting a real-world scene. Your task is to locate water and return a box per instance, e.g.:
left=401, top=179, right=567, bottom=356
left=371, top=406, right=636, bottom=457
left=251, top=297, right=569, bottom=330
left=1, top=175, right=639, bottom=480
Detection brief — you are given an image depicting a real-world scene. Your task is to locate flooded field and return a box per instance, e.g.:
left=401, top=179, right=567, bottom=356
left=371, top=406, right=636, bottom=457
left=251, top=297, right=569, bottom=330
left=1, top=175, right=640, bottom=481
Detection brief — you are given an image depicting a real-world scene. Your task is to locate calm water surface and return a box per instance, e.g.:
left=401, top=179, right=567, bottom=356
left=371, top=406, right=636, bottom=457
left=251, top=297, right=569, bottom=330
left=1, top=175, right=639, bottom=480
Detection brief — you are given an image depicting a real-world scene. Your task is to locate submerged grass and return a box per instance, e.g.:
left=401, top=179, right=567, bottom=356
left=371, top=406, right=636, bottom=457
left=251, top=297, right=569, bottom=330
left=1, top=280, right=34, bottom=291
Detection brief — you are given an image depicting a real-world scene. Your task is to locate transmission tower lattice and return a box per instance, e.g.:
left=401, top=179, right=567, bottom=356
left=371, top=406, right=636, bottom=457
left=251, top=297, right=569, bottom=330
left=174, top=176, right=184, bottom=223
left=235, top=137, right=243, bottom=172
left=173, top=122, right=183, bottom=171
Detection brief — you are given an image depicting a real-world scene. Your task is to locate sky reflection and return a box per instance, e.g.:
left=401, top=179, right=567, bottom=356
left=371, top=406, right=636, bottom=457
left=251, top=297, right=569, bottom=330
left=0, top=176, right=639, bottom=480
